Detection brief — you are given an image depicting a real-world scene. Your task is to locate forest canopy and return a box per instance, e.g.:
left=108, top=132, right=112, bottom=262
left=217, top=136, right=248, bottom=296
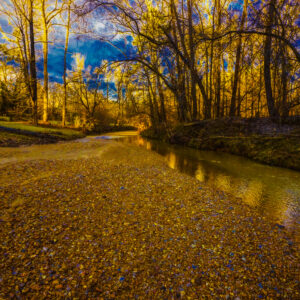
left=0, top=0, right=299, bottom=129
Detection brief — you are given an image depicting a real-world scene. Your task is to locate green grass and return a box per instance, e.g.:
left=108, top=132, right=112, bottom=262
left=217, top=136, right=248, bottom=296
left=48, top=120, right=72, bottom=127
left=0, top=116, right=11, bottom=122
left=0, top=130, right=38, bottom=147
left=0, top=121, right=85, bottom=139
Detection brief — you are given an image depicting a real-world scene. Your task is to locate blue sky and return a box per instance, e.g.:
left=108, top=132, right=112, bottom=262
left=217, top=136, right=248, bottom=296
left=0, top=11, right=133, bottom=97
left=38, top=38, right=130, bottom=83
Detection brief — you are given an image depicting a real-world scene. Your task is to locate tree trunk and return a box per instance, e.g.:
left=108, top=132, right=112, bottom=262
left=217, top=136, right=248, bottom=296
left=215, top=0, right=222, bottom=118
left=146, top=71, right=160, bottom=124
left=257, top=65, right=262, bottom=117
left=210, top=5, right=215, bottom=118
left=62, top=0, right=71, bottom=126
left=221, top=55, right=226, bottom=117
left=42, top=21, right=49, bottom=122
left=215, top=65, right=221, bottom=118
left=24, top=15, right=32, bottom=109
left=264, top=0, right=280, bottom=120
left=157, top=75, right=166, bottom=122
left=20, top=28, right=31, bottom=100
left=187, top=0, right=197, bottom=120
left=145, top=72, right=156, bottom=127
left=28, top=0, right=38, bottom=125
left=170, top=2, right=187, bottom=122
left=280, top=30, right=288, bottom=119
left=281, top=50, right=288, bottom=118
left=229, top=0, right=248, bottom=116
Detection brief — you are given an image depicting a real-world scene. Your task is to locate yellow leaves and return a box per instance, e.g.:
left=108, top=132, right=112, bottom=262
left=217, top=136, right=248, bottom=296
left=0, top=139, right=298, bottom=299
left=10, top=197, right=25, bottom=208
left=0, top=32, right=12, bottom=43
left=55, top=284, right=62, bottom=289
left=30, top=283, right=40, bottom=291
left=72, top=53, right=85, bottom=73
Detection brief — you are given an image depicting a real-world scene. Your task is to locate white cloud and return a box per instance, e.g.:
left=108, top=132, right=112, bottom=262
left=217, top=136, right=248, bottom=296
left=92, top=19, right=124, bottom=41
left=94, top=20, right=106, bottom=31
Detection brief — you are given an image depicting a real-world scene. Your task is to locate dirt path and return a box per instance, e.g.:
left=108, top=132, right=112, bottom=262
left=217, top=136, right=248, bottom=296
left=0, top=139, right=299, bottom=298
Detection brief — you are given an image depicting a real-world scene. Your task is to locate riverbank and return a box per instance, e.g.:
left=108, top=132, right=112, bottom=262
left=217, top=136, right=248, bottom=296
left=0, top=121, right=138, bottom=147
left=0, top=121, right=85, bottom=147
left=141, top=118, right=300, bottom=171
left=0, top=139, right=298, bottom=298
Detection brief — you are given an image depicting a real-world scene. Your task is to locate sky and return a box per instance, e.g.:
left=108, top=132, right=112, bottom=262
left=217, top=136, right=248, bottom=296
left=40, top=38, right=130, bottom=83
left=0, top=7, right=133, bottom=97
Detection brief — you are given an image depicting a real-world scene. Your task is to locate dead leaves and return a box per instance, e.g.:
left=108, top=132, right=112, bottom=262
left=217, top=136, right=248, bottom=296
left=0, top=141, right=299, bottom=298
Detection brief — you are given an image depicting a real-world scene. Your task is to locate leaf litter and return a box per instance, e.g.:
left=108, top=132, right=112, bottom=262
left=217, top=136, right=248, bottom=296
left=0, top=139, right=299, bottom=299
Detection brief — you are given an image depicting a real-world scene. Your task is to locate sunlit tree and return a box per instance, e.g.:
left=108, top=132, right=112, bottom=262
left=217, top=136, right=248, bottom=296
left=38, top=0, right=64, bottom=122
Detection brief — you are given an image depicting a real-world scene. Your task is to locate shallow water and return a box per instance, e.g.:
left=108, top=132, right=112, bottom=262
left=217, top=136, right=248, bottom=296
left=104, top=133, right=300, bottom=228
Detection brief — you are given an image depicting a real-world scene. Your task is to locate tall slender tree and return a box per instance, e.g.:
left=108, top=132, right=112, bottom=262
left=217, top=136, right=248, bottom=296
left=28, top=0, right=38, bottom=124
left=229, top=0, right=248, bottom=117
left=39, top=0, right=63, bottom=122
left=264, top=0, right=280, bottom=120
left=62, top=0, right=72, bottom=126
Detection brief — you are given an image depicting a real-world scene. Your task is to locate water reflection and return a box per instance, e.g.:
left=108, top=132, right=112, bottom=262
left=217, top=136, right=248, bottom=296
left=119, top=135, right=300, bottom=227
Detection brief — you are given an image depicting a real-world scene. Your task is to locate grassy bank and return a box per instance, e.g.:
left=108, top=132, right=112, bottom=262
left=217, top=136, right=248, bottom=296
left=0, top=139, right=298, bottom=298
left=89, top=124, right=137, bottom=134
left=141, top=118, right=300, bottom=171
left=0, top=121, right=85, bottom=147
